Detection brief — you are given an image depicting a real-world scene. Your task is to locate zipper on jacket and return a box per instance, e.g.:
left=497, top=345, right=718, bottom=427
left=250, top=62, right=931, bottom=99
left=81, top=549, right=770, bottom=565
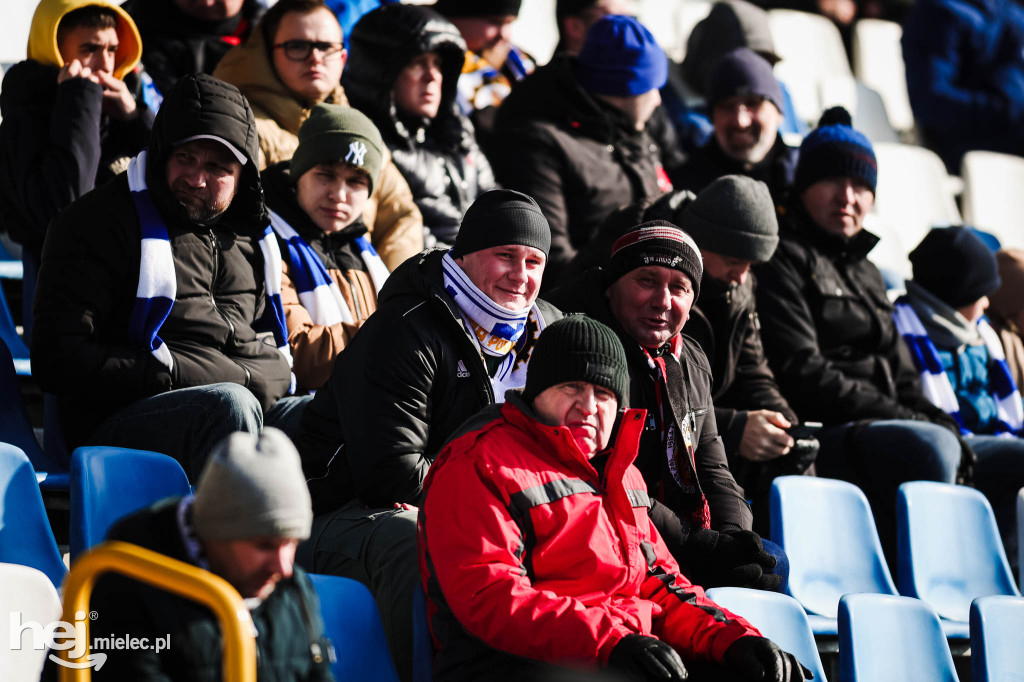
left=208, top=229, right=251, bottom=387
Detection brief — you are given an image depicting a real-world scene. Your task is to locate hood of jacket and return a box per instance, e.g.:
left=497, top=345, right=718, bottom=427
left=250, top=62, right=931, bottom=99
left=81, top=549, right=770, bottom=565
left=212, top=11, right=348, bottom=135
left=342, top=4, right=467, bottom=150
left=146, top=72, right=267, bottom=229
left=376, top=247, right=458, bottom=312
left=682, top=0, right=778, bottom=96
left=27, top=0, right=142, bottom=80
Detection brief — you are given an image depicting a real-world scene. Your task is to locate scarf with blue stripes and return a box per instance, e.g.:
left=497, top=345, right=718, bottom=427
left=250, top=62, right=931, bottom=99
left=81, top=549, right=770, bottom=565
left=268, top=210, right=388, bottom=326
left=126, top=151, right=293, bottom=382
left=893, top=298, right=1023, bottom=436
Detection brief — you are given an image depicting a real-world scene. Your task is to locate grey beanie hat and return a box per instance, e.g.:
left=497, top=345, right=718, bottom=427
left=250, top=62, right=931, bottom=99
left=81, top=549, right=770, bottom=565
left=681, top=175, right=779, bottom=262
left=192, top=428, right=313, bottom=542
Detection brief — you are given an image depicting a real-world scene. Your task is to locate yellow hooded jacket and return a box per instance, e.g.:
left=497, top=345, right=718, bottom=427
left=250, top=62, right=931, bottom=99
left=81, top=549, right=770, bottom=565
left=27, top=0, right=141, bottom=80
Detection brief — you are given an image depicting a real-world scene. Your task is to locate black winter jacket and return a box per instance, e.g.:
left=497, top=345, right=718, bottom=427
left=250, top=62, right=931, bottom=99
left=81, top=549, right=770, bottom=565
left=753, top=202, right=955, bottom=427
left=491, top=56, right=671, bottom=288
left=343, top=5, right=494, bottom=245
left=296, top=249, right=561, bottom=514
left=547, top=269, right=753, bottom=534
left=0, top=60, right=151, bottom=258
left=674, top=135, right=798, bottom=204
left=31, top=74, right=291, bottom=452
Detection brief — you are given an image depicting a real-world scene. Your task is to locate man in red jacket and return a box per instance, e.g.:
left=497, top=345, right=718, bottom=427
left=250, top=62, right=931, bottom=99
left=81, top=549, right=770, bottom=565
left=418, top=315, right=812, bottom=681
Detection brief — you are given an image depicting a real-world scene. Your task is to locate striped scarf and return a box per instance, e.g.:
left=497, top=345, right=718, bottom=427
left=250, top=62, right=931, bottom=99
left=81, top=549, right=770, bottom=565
left=126, top=151, right=293, bottom=383
left=268, top=210, right=388, bottom=326
left=893, top=299, right=1023, bottom=435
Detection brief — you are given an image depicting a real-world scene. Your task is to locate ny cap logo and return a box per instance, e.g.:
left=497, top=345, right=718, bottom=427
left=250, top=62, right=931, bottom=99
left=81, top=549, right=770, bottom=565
left=345, top=141, right=367, bottom=166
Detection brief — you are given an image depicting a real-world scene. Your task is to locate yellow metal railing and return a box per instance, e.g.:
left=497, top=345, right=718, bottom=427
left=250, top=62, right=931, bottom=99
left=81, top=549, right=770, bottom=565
left=58, top=540, right=257, bottom=682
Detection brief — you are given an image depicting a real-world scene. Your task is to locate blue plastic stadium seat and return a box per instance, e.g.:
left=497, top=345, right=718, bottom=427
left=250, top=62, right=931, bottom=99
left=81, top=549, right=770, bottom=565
left=309, top=573, right=400, bottom=682
left=971, top=595, right=1024, bottom=682
left=70, top=446, right=191, bottom=559
left=0, top=280, right=28, bottom=376
left=897, top=482, right=1020, bottom=630
left=412, top=583, right=433, bottom=682
left=839, top=593, right=959, bottom=682
left=770, top=476, right=898, bottom=635
left=706, top=587, right=827, bottom=681
left=0, top=443, right=66, bottom=588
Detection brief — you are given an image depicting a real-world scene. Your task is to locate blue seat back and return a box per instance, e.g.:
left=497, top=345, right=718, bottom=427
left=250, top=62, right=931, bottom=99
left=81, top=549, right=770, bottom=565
left=412, top=583, right=433, bottom=682
left=0, top=443, right=66, bottom=588
left=70, top=446, right=191, bottom=559
left=771, top=476, right=897, bottom=618
left=971, top=595, right=1024, bottom=682
left=0, top=338, right=64, bottom=477
left=839, top=593, right=958, bottom=682
left=0, top=278, right=29, bottom=372
left=309, top=573, right=400, bottom=682
left=706, top=587, right=827, bottom=681
left=897, top=481, right=1019, bottom=622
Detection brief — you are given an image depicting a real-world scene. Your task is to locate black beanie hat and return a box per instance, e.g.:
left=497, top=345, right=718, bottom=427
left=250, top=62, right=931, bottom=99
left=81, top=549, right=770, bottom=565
left=682, top=175, right=779, bottom=262
left=909, top=226, right=1001, bottom=309
left=708, top=47, right=783, bottom=113
left=451, top=189, right=552, bottom=258
left=523, top=315, right=629, bottom=405
left=604, top=220, right=704, bottom=300
left=434, top=0, right=522, bottom=17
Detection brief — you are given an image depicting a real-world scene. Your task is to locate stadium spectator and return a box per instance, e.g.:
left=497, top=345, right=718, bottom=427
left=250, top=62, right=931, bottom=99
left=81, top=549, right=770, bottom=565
left=213, top=0, right=423, bottom=270
left=680, top=176, right=817, bottom=533
left=32, top=74, right=302, bottom=479
left=122, top=0, right=265, bottom=100
left=79, top=429, right=334, bottom=681
left=419, top=315, right=811, bottom=682
left=492, top=14, right=675, bottom=288
left=753, top=108, right=996, bottom=556
left=294, top=189, right=559, bottom=682
left=264, top=104, right=390, bottom=393
left=902, top=0, right=1024, bottom=172
left=555, top=0, right=635, bottom=56
left=343, top=4, right=495, bottom=247
left=547, top=221, right=783, bottom=592
left=674, top=48, right=798, bottom=202
left=0, top=0, right=150, bottom=262
left=989, top=248, right=1024, bottom=390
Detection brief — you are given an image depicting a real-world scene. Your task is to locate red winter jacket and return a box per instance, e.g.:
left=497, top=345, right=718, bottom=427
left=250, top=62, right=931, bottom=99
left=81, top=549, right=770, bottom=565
left=418, top=396, right=759, bottom=681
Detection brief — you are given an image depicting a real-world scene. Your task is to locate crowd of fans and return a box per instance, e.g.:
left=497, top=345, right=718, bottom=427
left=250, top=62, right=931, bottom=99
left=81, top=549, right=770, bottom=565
left=2, top=0, right=1023, bottom=680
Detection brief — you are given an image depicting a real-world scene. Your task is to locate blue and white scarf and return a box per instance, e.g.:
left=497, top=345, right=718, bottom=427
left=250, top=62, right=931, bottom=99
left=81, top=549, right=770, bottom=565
left=441, top=251, right=546, bottom=400
left=893, top=299, right=1023, bottom=435
left=126, top=151, right=293, bottom=382
left=268, top=209, right=389, bottom=326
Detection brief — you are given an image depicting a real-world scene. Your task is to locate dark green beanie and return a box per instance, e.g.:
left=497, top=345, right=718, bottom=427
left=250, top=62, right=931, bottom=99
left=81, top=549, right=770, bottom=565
left=290, top=104, right=385, bottom=194
left=523, top=315, right=629, bottom=406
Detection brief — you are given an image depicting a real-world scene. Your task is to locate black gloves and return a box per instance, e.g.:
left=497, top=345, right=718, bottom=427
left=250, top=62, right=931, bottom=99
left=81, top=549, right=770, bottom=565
left=684, top=529, right=782, bottom=591
left=608, top=634, right=689, bottom=681
left=724, top=636, right=813, bottom=682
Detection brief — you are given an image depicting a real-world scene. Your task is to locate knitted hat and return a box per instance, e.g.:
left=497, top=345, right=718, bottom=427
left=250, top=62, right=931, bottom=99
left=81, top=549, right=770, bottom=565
left=290, top=104, right=385, bottom=194
left=523, top=315, right=629, bottom=405
left=990, top=248, right=1024, bottom=319
left=192, top=429, right=313, bottom=542
left=909, top=226, right=1001, bottom=309
left=433, top=0, right=522, bottom=17
left=707, top=47, right=783, bottom=113
left=682, top=175, right=779, bottom=262
left=574, top=15, right=668, bottom=97
left=794, top=107, right=877, bottom=195
left=451, top=189, right=552, bottom=258
left=605, top=220, right=704, bottom=300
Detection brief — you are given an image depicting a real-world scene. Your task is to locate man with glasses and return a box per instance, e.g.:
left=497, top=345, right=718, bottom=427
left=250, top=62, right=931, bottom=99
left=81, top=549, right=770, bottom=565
left=215, top=0, right=425, bottom=270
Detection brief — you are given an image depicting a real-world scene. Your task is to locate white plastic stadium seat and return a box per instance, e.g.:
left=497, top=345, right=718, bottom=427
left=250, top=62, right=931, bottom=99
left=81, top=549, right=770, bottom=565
left=0, top=562, right=63, bottom=682
left=768, top=9, right=851, bottom=125
left=852, top=19, right=915, bottom=136
left=818, top=74, right=899, bottom=143
left=638, top=0, right=714, bottom=63
left=960, top=150, right=1024, bottom=248
left=511, top=0, right=561, bottom=66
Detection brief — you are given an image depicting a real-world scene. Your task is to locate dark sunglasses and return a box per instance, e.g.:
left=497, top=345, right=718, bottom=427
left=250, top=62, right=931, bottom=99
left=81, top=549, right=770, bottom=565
left=273, top=39, right=344, bottom=62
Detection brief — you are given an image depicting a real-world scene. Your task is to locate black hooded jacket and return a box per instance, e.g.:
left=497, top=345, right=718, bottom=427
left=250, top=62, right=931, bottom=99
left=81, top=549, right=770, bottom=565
left=32, top=73, right=291, bottom=451
left=342, top=5, right=494, bottom=245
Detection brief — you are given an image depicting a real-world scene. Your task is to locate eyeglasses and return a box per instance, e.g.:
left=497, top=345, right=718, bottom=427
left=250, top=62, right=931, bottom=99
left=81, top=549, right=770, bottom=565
left=273, top=39, right=344, bottom=62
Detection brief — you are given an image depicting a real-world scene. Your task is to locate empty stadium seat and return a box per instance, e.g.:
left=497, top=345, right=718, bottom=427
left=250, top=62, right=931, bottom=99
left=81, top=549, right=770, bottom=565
left=0, top=562, right=62, bottom=680
left=768, top=9, right=851, bottom=125
left=817, top=74, right=898, bottom=143
left=897, top=482, right=1020, bottom=629
left=839, top=593, right=959, bottom=682
left=971, top=595, right=1024, bottom=682
left=413, top=583, right=433, bottom=682
left=0, top=280, right=29, bottom=377
left=70, top=446, right=190, bottom=560
left=960, top=150, right=1024, bottom=249
left=309, top=573, right=400, bottom=682
left=639, top=0, right=713, bottom=62
left=705, top=587, right=828, bottom=681
left=851, top=19, right=916, bottom=137
left=0, top=443, right=66, bottom=588
left=770, top=476, right=898, bottom=635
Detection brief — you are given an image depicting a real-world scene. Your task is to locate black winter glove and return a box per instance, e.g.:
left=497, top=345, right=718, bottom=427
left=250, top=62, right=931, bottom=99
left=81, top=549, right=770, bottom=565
left=685, top=529, right=782, bottom=591
left=608, top=634, right=689, bottom=681
left=724, top=636, right=813, bottom=681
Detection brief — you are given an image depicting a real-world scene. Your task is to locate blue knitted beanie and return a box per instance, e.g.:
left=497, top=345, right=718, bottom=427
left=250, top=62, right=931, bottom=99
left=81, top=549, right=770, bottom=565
left=794, top=107, right=877, bottom=195
left=575, top=15, right=668, bottom=97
